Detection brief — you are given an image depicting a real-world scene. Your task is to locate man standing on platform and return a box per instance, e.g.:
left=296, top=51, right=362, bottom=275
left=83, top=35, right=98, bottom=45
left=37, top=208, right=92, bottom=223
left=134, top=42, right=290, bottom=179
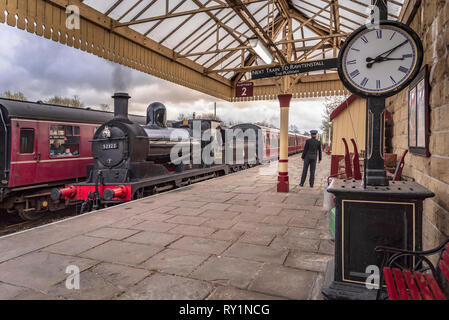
left=300, top=130, right=322, bottom=188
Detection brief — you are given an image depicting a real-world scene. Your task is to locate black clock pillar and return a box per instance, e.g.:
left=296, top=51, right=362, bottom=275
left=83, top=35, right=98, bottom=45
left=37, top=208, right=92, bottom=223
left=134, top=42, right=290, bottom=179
left=365, top=97, right=388, bottom=186
left=365, top=0, right=388, bottom=186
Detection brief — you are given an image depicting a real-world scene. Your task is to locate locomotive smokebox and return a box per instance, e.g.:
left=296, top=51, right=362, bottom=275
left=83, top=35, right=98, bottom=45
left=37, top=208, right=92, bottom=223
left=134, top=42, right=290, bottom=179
left=112, top=92, right=131, bottom=122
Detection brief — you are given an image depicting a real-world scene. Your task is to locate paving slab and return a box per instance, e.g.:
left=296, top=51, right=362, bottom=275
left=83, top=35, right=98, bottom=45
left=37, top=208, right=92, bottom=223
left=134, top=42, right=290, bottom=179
left=85, top=227, right=140, bottom=240
left=0, top=251, right=98, bottom=292
left=124, top=231, right=182, bottom=246
left=169, top=236, right=231, bottom=255
left=0, top=282, right=28, bottom=299
left=284, top=250, right=333, bottom=273
left=130, top=221, right=178, bottom=233
left=80, top=240, right=163, bottom=266
left=202, top=218, right=236, bottom=230
left=208, top=229, right=244, bottom=241
left=43, top=235, right=109, bottom=256
left=142, top=248, right=209, bottom=276
left=224, top=242, right=288, bottom=264
left=190, top=256, right=263, bottom=288
left=118, top=273, right=213, bottom=300
left=239, top=232, right=276, bottom=246
left=168, top=225, right=216, bottom=237
left=207, top=286, right=285, bottom=300
left=166, top=215, right=208, bottom=226
left=249, top=264, right=318, bottom=300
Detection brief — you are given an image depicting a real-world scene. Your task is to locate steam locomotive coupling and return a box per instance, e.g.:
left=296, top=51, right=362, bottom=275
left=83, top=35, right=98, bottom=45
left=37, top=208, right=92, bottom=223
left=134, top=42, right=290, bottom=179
left=0, top=93, right=307, bottom=219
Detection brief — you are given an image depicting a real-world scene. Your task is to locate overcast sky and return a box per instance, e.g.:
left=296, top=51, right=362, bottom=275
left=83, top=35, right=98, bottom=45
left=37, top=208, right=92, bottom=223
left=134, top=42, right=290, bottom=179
left=0, top=23, right=329, bottom=132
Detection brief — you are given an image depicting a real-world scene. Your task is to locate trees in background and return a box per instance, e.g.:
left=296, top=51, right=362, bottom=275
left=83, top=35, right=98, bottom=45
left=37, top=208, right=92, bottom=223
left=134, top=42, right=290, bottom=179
left=321, top=95, right=348, bottom=142
left=1, top=91, right=28, bottom=101
left=45, top=95, right=85, bottom=108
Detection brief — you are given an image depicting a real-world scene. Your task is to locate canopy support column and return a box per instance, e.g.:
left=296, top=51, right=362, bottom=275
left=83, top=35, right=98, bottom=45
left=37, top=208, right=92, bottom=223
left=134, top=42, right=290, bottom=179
left=277, top=94, right=292, bottom=193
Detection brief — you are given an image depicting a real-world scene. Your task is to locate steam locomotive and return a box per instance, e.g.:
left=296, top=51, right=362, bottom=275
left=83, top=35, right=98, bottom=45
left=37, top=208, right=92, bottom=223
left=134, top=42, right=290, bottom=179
left=51, top=93, right=307, bottom=212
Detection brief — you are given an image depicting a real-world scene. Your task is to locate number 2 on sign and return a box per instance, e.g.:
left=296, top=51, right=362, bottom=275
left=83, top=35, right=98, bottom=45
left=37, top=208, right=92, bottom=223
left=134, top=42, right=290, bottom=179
left=241, top=87, right=247, bottom=96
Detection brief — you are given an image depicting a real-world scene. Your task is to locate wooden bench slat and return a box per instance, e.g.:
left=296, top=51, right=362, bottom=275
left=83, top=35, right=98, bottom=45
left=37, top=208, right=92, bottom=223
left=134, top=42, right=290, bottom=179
left=442, top=251, right=449, bottom=270
left=402, top=270, right=422, bottom=300
left=383, top=267, right=399, bottom=300
left=438, top=259, right=449, bottom=282
left=392, top=268, right=410, bottom=300
left=424, top=273, right=447, bottom=300
left=414, top=272, right=435, bottom=300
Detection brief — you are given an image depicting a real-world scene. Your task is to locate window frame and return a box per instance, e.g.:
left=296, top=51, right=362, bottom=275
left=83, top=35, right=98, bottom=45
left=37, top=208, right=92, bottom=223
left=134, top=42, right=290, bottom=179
left=19, top=128, right=35, bottom=155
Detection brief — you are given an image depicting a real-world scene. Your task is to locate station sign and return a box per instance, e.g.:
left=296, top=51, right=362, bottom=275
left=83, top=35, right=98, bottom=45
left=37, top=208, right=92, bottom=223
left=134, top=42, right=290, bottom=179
left=251, top=58, right=338, bottom=80
left=235, top=82, right=254, bottom=98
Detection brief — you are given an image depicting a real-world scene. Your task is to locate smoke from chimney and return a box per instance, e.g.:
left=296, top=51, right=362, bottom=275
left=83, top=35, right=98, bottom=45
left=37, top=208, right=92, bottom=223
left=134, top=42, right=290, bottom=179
left=112, top=64, right=131, bottom=92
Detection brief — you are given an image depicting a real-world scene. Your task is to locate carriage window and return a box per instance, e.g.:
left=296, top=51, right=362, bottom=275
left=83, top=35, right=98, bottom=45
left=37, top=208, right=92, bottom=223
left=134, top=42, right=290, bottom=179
left=19, top=129, right=35, bottom=154
left=49, top=125, right=80, bottom=158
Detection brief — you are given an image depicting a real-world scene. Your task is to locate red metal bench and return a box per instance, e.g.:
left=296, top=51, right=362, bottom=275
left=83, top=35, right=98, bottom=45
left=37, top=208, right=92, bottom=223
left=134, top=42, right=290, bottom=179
left=375, top=238, right=449, bottom=300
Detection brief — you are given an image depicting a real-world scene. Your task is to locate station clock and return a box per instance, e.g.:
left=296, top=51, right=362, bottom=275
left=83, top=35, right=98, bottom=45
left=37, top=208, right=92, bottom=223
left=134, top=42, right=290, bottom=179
left=338, top=21, right=423, bottom=98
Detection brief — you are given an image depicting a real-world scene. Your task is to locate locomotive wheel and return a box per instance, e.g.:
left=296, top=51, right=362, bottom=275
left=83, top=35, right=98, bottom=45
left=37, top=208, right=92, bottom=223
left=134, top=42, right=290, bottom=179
left=18, top=209, right=47, bottom=221
left=133, top=188, right=144, bottom=200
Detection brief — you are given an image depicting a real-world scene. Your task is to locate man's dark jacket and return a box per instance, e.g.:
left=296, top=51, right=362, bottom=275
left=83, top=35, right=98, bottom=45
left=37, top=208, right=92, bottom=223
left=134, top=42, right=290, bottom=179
left=301, top=137, right=322, bottom=161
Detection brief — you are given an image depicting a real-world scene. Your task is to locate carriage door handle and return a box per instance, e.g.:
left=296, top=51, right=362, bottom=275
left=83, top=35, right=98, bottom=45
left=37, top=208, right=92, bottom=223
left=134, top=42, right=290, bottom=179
left=34, top=152, right=41, bottom=162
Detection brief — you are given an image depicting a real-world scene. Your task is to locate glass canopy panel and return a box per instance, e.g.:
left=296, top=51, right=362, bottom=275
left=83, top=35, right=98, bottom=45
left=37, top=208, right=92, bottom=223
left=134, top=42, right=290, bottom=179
left=80, top=0, right=407, bottom=81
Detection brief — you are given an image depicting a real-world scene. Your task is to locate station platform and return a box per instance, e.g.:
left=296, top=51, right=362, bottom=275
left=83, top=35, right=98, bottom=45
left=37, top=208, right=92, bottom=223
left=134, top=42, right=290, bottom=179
left=0, top=154, right=333, bottom=300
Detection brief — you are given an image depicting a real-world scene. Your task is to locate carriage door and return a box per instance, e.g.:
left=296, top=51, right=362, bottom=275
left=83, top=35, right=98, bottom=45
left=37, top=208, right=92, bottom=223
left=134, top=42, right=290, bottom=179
left=12, top=121, right=38, bottom=186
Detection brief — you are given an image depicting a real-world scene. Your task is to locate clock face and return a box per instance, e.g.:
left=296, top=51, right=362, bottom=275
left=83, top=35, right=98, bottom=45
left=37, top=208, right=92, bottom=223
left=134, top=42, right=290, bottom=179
left=338, top=21, right=423, bottom=97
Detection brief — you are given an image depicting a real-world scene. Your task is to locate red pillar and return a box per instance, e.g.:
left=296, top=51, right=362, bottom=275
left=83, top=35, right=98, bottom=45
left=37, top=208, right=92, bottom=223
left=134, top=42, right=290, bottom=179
left=277, top=94, right=292, bottom=193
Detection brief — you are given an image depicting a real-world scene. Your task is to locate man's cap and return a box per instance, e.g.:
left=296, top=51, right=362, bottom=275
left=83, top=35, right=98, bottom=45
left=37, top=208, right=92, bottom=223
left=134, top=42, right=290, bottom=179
left=310, top=130, right=318, bottom=135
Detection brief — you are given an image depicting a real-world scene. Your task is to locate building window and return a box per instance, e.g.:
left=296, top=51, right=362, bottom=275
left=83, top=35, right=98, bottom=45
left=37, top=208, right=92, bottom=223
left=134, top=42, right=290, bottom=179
left=49, top=125, right=80, bottom=157
left=19, top=129, right=35, bottom=154
left=408, top=66, right=430, bottom=157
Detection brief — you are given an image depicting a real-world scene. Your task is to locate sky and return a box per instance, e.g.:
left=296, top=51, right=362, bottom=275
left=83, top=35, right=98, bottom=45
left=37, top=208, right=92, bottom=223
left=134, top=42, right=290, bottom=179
left=0, top=23, right=329, bottom=132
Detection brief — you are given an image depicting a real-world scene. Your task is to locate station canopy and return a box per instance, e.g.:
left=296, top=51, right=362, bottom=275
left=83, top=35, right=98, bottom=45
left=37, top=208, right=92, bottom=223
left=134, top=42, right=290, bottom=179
left=1, top=0, right=407, bottom=101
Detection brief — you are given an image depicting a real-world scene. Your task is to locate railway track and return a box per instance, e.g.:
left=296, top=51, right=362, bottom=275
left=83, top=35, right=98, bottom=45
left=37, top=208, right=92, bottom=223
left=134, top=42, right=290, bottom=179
left=0, top=207, right=79, bottom=237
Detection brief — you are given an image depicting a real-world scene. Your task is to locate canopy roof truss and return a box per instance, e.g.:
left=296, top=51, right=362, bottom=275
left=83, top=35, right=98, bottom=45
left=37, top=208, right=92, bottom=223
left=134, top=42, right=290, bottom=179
left=1, top=0, right=408, bottom=101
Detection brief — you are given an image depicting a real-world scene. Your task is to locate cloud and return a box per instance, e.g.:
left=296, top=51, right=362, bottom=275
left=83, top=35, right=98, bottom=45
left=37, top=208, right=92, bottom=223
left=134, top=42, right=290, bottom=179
left=0, top=23, right=330, bottom=132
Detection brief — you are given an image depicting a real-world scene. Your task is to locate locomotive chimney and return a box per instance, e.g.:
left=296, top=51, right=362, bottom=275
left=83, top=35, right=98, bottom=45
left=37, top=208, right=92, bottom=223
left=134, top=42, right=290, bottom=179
left=112, top=92, right=131, bottom=122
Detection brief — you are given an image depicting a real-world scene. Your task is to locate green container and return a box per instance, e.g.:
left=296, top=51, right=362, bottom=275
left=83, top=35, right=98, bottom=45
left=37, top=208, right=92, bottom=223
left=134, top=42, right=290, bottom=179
left=329, top=207, right=336, bottom=241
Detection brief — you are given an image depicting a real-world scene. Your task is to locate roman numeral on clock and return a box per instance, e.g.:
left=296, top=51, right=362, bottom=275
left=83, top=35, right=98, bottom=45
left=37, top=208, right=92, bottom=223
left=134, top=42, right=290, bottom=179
left=350, top=70, right=360, bottom=78
left=361, top=77, right=369, bottom=87
left=398, top=66, right=409, bottom=73
left=390, top=76, right=397, bottom=84
left=376, top=30, right=382, bottom=39
left=347, top=60, right=356, bottom=65
left=376, top=80, right=381, bottom=89
left=361, top=36, right=369, bottom=43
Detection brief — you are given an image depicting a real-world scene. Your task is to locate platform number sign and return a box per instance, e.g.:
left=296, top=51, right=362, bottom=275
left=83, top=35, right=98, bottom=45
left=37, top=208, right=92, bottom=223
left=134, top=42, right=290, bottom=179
left=235, top=82, right=254, bottom=98
left=338, top=21, right=423, bottom=98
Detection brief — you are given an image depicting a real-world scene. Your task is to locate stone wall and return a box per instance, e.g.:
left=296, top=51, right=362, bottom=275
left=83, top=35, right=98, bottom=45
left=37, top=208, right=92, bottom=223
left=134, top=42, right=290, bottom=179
left=386, top=0, right=449, bottom=249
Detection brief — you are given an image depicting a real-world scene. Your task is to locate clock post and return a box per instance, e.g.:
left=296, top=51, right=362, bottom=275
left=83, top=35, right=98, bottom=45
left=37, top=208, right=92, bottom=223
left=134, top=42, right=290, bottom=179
left=365, top=0, right=388, bottom=187
left=365, top=97, right=388, bottom=186
left=322, top=0, right=435, bottom=300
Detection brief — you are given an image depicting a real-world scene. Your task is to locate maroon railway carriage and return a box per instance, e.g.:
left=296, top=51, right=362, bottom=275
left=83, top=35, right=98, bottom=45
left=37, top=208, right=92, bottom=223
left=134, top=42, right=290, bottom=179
left=231, top=123, right=308, bottom=161
left=0, top=98, right=145, bottom=220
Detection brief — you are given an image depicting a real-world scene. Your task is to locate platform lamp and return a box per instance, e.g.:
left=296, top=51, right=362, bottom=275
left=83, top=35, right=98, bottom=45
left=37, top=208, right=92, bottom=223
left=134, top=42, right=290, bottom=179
left=247, top=37, right=274, bottom=64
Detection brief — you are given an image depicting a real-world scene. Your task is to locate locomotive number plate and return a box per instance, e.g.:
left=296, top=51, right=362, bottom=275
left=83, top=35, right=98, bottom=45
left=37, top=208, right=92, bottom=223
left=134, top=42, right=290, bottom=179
left=102, top=143, right=118, bottom=150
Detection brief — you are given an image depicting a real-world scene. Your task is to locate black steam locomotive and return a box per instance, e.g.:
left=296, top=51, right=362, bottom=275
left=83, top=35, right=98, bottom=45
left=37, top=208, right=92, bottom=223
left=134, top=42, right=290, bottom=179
left=51, top=92, right=231, bottom=212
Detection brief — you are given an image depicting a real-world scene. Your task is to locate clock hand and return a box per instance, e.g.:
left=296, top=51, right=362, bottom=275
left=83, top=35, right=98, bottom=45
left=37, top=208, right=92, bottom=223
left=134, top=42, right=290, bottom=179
left=365, top=40, right=409, bottom=67
left=377, top=40, right=409, bottom=59
left=366, top=56, right=405, bottom=68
